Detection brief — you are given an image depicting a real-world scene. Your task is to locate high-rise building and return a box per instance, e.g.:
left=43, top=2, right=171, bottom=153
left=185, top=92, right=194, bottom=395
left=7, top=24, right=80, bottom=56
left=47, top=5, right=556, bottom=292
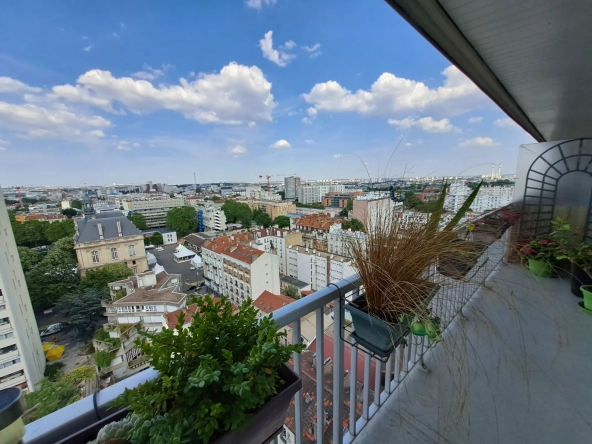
left=0, top=191, right=45, bottom=391
left=284, top=176, right=301, bottom=199
left=121, top=196, right=187, bottom=228
left=297, top=185, right=345, bottom=204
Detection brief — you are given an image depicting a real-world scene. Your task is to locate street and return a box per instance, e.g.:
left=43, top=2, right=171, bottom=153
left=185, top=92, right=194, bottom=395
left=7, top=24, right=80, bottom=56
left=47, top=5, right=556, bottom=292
left=148, top=243, right=206, bottom=294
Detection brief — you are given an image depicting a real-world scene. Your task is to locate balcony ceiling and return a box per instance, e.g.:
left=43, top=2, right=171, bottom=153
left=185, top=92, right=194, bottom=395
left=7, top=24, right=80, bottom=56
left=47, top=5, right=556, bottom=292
left=386, top=0, right=592, bottom=142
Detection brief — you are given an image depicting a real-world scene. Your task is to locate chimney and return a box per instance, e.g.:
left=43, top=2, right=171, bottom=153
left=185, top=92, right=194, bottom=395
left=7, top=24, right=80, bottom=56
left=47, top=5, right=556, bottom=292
left=98, top=223, right=104, bottom=240
left=116, top=220, right=122, bottom=237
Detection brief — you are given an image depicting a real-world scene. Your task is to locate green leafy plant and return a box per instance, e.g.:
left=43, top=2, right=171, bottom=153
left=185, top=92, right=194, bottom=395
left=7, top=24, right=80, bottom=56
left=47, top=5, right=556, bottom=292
left=93, top=349, right=116, bottom=370
left=113, top=296, right=304, bottom=444
left=520, top=218, right=572, bottom=261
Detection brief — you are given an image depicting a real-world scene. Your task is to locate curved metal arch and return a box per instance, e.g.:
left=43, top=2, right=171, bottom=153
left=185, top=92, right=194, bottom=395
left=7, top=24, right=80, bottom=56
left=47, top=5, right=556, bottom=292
left=523, top=138, right=592, bottom=241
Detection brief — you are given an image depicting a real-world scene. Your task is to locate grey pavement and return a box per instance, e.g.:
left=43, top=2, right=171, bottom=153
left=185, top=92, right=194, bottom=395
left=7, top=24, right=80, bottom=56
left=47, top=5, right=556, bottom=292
left=148, top=244, right=204, bottom=292
left=356, top=263, right=592, bottom=444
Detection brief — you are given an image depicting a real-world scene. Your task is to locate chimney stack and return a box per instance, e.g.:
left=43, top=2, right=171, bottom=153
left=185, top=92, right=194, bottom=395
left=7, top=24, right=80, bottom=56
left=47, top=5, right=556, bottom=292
left=98, top=223, right=104, bottom=240
left=116, top=220, right=122, bottom=237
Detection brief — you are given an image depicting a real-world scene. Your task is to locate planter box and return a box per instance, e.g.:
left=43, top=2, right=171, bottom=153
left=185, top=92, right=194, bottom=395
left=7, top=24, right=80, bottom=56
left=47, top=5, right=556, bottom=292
left=471, top=227, right=503, bottom=245
left=437, top=240, right=486, bottom=279
left=59, top=364, right=301, bottom=444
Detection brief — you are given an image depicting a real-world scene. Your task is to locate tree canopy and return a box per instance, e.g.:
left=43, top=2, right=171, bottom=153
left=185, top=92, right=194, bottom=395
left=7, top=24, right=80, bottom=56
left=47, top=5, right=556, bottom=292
left=70, top=199, right=83, bottom=210
left=151, top=232, right=164, bottom=245
left=346, top=199, right=354, bottom=211
left=56, top=288, right=109, bottom=340
left=253, top=209, right=272, bottom=228
left=295, top=202, right=325, bottom=209
left=11, top=219, right=74, bottom=247
left=17, top=247, right=43, bottom=272
left=166, top=206, right=198, bottom=237
left=61, top=208, right=78, bottom=218
left=45, top=220, right=75, bottom=243
left=284, top=285, right=300, bottom=299
left=272, top=215, right=290, bottom=228
left=79, top=263, right=134, bottom=292
left=221, top=200, right=253, bottom=227
left=127, top=212, right=147, bottom=230
left=342, top=218, right=365, bottom=232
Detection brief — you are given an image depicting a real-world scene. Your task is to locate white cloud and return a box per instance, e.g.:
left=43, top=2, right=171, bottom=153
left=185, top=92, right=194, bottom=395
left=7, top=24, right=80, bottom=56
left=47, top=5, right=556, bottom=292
left=303, top=65, right=483, bottom=118
left=0, top=77, right=42, bottom=94
left=307, top=107, right=318, bottom=117
left=116, top=142, right=131, bottom=150
left=404, top=142, right=412, bottom=146
left=229, top=144, right=247, bottom=154
left=459, top=137, right=498, bottom=148
left=468, top=116, right=482, bottom=124
left=131, top=64, right=173, bottom=81
left=0, top=138, right=9, bottom=145
left=259, top=31, right=296, bottom=67
left=83, top=45, right=93, bottom=52
left=282, top=40, right=296, bottom=50
left=388, top=116, right=459, bottom=133
left=302, top=117, right=312, bottom=125
left=333, top=154, right=342, bottom=158
left=270, top=139, right=290, bottom=149
left=303, top=43, right=321, bottom=53
left=53, top=62, right=275, bottom=125
left=0, top=146, right=6, bottom=151
left=309, top=51, right=322, bottom=59
left=112, top=32, right=119, bottom=38
left=494, top=117, right=519, bottom=129
left=51, top=84, right=124, bottom=114
left=132, top=142, right=140, bottom=148
left=81, top=36, right=89, bottom=40
left=304, top=139, right=313, bottom=144
left=246, top=0, right=276, bottom=9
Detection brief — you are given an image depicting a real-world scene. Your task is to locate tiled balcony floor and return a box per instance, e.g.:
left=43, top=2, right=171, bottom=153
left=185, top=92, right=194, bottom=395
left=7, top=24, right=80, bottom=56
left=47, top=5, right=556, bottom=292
left=355, top=263, right=592, bottom=444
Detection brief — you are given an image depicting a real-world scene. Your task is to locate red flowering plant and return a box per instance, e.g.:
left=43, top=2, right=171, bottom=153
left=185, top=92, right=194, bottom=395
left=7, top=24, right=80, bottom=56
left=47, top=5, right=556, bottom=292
left=520, top=237, right=561, bottom=261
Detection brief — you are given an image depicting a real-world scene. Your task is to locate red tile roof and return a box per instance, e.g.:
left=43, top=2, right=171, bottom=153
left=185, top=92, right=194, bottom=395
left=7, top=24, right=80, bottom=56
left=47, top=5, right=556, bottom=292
left=295, top=214, right=342, bottom=231
left=165, top=299, right=238, bottom=328
left=255, top=291, right=295, bottom=314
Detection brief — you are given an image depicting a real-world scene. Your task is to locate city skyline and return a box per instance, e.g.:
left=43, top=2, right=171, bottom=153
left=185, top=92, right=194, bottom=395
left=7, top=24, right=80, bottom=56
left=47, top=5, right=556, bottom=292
left=0, top=1, right=534, bottom=186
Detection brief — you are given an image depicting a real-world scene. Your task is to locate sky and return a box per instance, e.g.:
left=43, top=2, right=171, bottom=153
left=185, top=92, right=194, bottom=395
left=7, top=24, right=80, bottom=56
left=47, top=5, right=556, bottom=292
left=0, top=0, right=535, bottom=187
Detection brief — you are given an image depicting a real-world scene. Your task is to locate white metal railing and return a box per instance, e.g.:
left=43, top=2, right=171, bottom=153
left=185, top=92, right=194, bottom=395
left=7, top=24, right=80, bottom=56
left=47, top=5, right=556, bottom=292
left=23, top=230, right=507, bottom=444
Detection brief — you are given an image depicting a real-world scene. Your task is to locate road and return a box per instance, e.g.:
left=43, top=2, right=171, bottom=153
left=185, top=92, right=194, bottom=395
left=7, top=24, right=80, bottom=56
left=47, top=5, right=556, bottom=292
left=148, top=243, right=206, bottom=294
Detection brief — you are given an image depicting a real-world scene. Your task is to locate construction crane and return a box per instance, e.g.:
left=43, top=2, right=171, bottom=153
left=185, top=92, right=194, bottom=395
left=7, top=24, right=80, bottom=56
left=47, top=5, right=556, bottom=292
left=258, top=173, right=297, bottom=192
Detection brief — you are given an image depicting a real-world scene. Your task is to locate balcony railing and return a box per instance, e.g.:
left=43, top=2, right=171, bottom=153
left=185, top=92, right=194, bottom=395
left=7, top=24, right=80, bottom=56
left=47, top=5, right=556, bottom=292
left=23, top=216, right=508, bottom=444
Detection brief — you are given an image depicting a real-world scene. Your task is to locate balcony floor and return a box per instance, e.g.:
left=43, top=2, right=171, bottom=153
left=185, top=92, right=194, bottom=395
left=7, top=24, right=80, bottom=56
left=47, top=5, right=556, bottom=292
left=356, top=263, right=592, bottom=444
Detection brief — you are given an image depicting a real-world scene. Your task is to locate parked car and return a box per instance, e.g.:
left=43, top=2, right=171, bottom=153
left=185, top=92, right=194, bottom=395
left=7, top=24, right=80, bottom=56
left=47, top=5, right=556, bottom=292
left=187, top=285, right=197, bottom=291
left=40, top=323, right=62, bottom=337
left=156, top=247, right=164, bottom=252
left=189, top=266, right=196, bottom=270
left=145, top=245, right=155, bottom=250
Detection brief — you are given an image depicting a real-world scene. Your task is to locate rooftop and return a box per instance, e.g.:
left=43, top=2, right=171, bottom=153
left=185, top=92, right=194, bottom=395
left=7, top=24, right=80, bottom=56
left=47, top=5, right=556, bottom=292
left=255, top=290, right=295, bottom=314
left=288, top=245, right=351, bottom=263
left=75, top=213, right=143, bottom=244
left=280, top=275, right=310, bottom=289
left=109, top=269, right=186, bottom=304
left=296, top=213, right=342, bottom=231
left=164, top=299, right=238, bottom=328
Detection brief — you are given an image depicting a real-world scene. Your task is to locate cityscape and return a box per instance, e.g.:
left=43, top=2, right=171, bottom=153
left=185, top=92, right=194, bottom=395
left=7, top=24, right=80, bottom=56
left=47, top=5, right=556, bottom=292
left=0, top=1, right=590, bottom=444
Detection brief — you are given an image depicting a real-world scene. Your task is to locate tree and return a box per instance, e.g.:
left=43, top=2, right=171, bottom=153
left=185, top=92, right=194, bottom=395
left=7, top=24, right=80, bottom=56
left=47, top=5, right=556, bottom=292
left=253, top=209, right=272, bottom=228
left=272, top=215, right=290, bottom=228
left=127, top=212, right=147, bottom=230
left=22, top=197, right=38, bottom=204
left=204, top=195, right=221, bottom=201
left=45, top=220, right=75, bottom=243
left=221, top=200, right=253, bottom=227
left=342, top=218, right=365, bottom=232
left=4, top=199, right=18, bottom=205
left=56, top=288, right=108, bottom=340
left=17, top=247, right=43, bottom=272
left=346, top=199, right=354, bottom=211
left=61, top=208, right=77, bottom=219
left=284, top=285, right=300, bottom=299
left=70, top=200, right=82, bottom=210
left=404, top=191, right=421, bottom=209
left=79, top=263, right=134, bottom=292
left=7, top=209, right=15, bottom=222
left=166, top=206, right=198, bottom=237
left=22, top=220, right=49, bottom=246
left=339, top=208, right=348, bottom=217
left=295, top=202, right=325, bottom=209
left=151, top=232, right=164, bottom=245
left=276, top=191, right=285, bottom=200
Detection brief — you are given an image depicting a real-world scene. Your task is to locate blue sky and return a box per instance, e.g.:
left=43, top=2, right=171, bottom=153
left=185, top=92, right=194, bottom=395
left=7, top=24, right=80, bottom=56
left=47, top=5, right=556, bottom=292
left=0, top=0, right=534, bottom=186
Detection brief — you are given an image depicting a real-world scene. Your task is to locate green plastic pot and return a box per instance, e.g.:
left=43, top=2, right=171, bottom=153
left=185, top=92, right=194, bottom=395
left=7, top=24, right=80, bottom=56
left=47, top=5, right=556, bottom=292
left=581, top=286, right=592, bottom=310
left=528, top=259, right=554, bottom=277
left=411, top=321, right=426, bottom=336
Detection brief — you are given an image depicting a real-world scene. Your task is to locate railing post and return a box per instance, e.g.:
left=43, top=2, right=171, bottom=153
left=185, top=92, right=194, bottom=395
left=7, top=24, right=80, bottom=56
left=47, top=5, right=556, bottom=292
left=333, top=288, right=345, bottom=444
left=315, top=307, right=325, bottom=444
left=293, top=319, right=303, bottom=444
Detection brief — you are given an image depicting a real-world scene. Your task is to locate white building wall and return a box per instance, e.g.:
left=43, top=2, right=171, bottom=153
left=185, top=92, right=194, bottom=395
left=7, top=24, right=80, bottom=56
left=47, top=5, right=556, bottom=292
left=0, top=191, right=45, bottom=391
left=297, top=185, right=346, bottom=204
left=445, top=181, right=514, bottom=213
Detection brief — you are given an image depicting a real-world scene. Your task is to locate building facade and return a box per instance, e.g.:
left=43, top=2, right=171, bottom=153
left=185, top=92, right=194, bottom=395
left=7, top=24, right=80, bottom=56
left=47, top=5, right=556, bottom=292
left=321, top=191, right=364, bottom=208
left=74, top=203, right=148, bottom=277
left=327, top=228, right=367, bottom=258
left=352, top=195, right=394, bottom=232
left=286, top=246, right=356, bottom=291
left=445, top=181, right=515, bottom=213
left=246, top=200, right=297, bottom=220
left=0, top=192, right=45, bottom=391
left=122, top=196, right=186, bottom=228
left=14, top=214, right=67, bottom=224
left=284, top=176, right=301, bottom=199
left=297, top=185, right=345, bottom=204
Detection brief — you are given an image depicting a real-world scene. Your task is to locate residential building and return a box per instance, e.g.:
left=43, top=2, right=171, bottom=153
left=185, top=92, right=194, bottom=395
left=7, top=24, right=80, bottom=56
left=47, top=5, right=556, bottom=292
left=351, top=195, right=394, bottom=232
left=184, top=232, right=217, bottom=254
left=0, top=192, right=45, bottom=391
left=246, top=200, right=296, bottom=220
left=74, top=199, right=148, bottom=277
left=327, top=228, right=366, bottom=258
left=99, top=268, right=187, bottom=381
left=284, top=176, right=301, bottom=199
left=141, top=228, right=178, bottom=245
left=163, top=299, right=238, bottom=330
left=280, top=276, right=311, bottom=295
left=122, top=196, right=186, bottom=228
left=202, top=234, right=280, bottom=306
left=295, top=214, right=342, bottom=252
left=286, top=246, right=356, bottom=292
left=445, top=181, right=514, bottom=213
left=297, top=185, right=345, bottom=204
left=245, top=186, right=281, bottom=201
left=321, top=191, right=364, bottom=208
left=199, top=204, right=227, bottom=231
left=14, top=214, right=67, bottom=224
left=249, top=228, right=303, bottom=275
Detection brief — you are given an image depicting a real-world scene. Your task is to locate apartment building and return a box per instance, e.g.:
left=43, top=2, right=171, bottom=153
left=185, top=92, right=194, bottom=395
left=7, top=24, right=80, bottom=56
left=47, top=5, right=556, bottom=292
left=297, top=184, right=345, bottom=204
left=249, top=228, right=303, bottom=275
left=122, top=196, right=186, bottom=228
left=245, top=186, right=281, bottom=201
left=352, top=195, right=394, bottom=232
left=14, top=213, right=67, bottom=224
left=202, top=234, right=280, bottom=306
left=246, top=200, right=297, bottom=220
left=445, top=181, right=514, bottom=213
left=286, top=246, right=356, bottom=292
left=0, top=192, right=45, bottom=391
left=199, top=204, right=227, bottom=231
left=74, top=201, right=148, bottom=277
left=327, top=228, right=367, bottom=258
left=284, top=176, right=301, bottom=199
left=321, top=191, right=364, bottom=208
left=295, top=213, right=342, bottom=252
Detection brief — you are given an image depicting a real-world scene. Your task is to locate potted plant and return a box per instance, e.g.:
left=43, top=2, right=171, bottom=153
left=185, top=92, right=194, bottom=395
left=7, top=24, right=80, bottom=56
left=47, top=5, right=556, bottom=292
left=519, top=238, right=560, bottom=277
left=345, top=182, right=481, bottom=357
left=84, top=296, right=304, bottom=444
left=556, top=243, right=592, bottom=298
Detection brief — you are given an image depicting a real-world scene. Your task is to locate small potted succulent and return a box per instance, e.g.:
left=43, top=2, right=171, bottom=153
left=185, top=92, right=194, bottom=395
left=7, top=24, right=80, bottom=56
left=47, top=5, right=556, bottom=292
left=84, top=296, right=304, bottom=444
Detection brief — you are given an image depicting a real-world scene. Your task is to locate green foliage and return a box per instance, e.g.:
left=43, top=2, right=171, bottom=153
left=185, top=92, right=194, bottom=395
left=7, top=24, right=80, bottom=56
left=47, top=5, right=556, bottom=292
left=70, top=199, right=83, bottom=210
left=94, top=328, right=122, bottom=348
left=128, top=212, right=148, bottom=230
left=284, top=285, right=300, bottom=299
left=26, top=237, right=80, bottom=311
left=56, top=288, right=109, bottom=340
left=79, top=263, right=133, bottom=292
left=272, top=215, right=290, bottom=228
left=93, top=349, right=116, bottom=370
left=342, top=218, right=365, bottom=232
left=276, top=191, right=285, bottom=200
left=11, top=219, right=74, bottom=246
left=4, top=199, right=19, bottom=205
left=61, top=365, right=96, bottom=384
left=22, top=197, right=38, bottom=204
left=151, top=232, right=164, bottom=245
left=346, top=199, right=354, bottom=211
left=114, top=296, right=305, bottom=444
left=443, top=181, right=482, bottom=231
left=24, top=377, right=80, bottom=424
left=166, top=206, right=198, bottom=237
left=17, top=247, right=43, bottom=272
left=221, top=200, right=253, bottom=226
left=45, top=220, right=75, bottom=243
left=61, top=208, right=78, bottom=218
left=253, top=209, right=272, bottom=228
left=204, top=195, right=221, bottom=201
left=295, top=202, right=325, bottom=209
left=403, top=191, right=421, bottom=209
left=7, top=209, right=15, bottom=222
left=44, top=362, right=65, bottom=381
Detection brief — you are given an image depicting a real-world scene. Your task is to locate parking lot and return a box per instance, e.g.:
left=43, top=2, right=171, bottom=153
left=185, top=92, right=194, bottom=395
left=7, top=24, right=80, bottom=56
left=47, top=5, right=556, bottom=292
left=148, top=243, right=206, bottom=294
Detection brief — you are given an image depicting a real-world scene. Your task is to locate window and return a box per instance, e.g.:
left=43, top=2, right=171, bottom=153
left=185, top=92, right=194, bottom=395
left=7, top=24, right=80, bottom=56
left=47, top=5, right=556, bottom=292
left=132, top=267, right=138, bottom=274
left=0, top=358, right=21, bottom=369
left=91, top=250, right=100, bottom=263
left=0, top=332, right=14, bottom=340
left=143, top=306, right=157, bottom=312
left=0, top=305, right=5, bottom=311
left=111, top=248, right=118, bottom=260
left=129, top=245, right=136, bottom=256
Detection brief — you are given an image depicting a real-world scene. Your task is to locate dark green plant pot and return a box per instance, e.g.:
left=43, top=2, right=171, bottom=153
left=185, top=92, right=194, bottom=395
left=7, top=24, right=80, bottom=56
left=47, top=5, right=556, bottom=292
left=581, top=286, right=592, bottom=311
left=528, top=259, right=554, bottom=277
left=571, top=263, right=592, bottom=297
